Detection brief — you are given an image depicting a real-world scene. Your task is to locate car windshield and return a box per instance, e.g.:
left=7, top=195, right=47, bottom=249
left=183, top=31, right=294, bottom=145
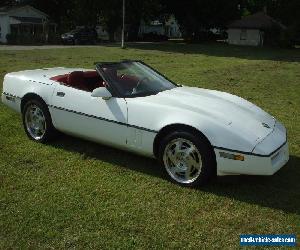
left=97, top=61, right=177, bottom=97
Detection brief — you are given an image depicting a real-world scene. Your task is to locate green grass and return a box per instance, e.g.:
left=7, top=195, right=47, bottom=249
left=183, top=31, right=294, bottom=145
left=0, top=43, right=299, bottom=249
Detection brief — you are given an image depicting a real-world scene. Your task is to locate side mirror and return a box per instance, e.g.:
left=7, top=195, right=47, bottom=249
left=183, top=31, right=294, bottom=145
left=91, top=87, right=112, bottom=100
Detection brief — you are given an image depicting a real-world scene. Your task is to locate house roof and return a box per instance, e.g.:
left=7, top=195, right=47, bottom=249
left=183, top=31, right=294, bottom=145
left=0, top=5, right=49, bottom=17
left=10, top=16, right=46, bottom=24
left=228, top=12, right=285, bottom=30
left=0, top=5, right=13, bottom=12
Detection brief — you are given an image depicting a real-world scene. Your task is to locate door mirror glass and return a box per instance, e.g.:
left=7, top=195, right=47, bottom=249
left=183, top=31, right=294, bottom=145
left=91, top=87, right=112, bottom=100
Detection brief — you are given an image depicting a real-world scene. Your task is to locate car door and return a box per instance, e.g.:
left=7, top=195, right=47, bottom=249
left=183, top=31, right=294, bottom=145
left=50, top=84, right=128, bottom=149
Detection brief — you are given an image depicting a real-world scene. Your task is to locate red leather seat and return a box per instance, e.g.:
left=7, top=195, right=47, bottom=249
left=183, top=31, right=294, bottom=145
left=83, top=71, right=104, bottom=90
left=67, top=71, right=89, bottom=91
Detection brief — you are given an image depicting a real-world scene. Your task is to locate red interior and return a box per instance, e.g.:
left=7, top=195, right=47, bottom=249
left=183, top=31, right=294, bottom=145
left=50, top=70, right=139, bottom=92
left=50, top=71, right=104, bottom=92
left=119, top=74, right=139, bottom=90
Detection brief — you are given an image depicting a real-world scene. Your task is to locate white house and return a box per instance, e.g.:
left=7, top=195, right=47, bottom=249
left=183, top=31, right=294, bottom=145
left=165, top=15, right=182, bottom=38
left=227, top=12, right=285, bottom=46
left=0, top=5, right=56, bottom=43
left=139, top=15, right=182, bottom=39
left=139, top=19, right=165, bottom=37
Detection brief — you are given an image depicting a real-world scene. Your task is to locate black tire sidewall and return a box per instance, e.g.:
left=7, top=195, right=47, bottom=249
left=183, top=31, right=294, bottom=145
left=158, top=131, right=216, bottom=187
left=22, top=99, right=55, bottom=143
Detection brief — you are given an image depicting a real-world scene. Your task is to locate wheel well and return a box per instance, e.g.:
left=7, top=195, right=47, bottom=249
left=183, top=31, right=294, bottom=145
left=21, top=93, right=47, bottom=112
left=153, top=124, right=214, bottom=158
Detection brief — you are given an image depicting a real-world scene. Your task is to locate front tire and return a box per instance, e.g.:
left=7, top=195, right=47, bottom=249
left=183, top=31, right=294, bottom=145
left=22, top=99, right=56, bottom=143
left=159, top=131, right=216, bottom=187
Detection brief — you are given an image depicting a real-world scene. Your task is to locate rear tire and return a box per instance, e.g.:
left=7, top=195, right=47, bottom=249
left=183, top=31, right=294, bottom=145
left=22, top=99, right=56, bottom=143
left=158, top=130, right=216, bottom=187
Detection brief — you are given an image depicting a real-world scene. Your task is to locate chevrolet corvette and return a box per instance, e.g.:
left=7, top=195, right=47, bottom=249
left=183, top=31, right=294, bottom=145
left=1, top=60, right=289, bottom=186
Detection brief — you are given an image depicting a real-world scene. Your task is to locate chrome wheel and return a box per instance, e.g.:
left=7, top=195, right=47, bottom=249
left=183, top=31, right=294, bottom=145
left=24, top=104, right=46, bottom=140
left=163, top=138, right=203, bottom=184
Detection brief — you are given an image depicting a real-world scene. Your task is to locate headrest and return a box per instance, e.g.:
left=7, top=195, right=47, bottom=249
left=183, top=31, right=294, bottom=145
left=67, top=71, right=85, bottom=85
left=84, top=71, right=99, bottom=78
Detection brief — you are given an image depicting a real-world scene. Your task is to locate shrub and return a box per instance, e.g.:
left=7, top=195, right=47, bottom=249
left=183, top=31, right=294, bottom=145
left=6, top=33, right=18, bottom=44
left=6, top=32, right=61, bottom=45
left=47, top=33, right=61, bottom=44
left=140, top=32, right=169, bottom=42
left=264, top=24, right=295, bottom=48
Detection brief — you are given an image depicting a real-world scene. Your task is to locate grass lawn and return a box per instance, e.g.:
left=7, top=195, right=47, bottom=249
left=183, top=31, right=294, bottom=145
left=0, top=43, right=299, bottom=249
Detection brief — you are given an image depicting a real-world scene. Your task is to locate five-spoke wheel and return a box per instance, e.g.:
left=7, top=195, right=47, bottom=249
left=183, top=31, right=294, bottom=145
left=24, top=104, right=46, bottom=140
left=159, top=130, right=216, bottom=187
left=163, top=138, right=203, bottom=184
left=22, top=98, right=56, bottom=142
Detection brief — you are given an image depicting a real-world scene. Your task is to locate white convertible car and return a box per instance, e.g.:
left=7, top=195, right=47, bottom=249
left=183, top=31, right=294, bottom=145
left=2, top=60, right=289, bottom=186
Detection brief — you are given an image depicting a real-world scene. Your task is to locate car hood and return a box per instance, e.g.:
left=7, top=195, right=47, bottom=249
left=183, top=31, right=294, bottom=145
left=153, top=86, right=275, bottom=143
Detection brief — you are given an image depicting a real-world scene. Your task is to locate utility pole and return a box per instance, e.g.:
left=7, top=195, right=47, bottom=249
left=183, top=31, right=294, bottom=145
left=121, top=0, right=125, bottom=48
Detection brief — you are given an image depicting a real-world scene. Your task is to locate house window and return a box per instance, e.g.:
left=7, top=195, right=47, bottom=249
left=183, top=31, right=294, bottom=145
left=240, top=29, right=247, bottom=40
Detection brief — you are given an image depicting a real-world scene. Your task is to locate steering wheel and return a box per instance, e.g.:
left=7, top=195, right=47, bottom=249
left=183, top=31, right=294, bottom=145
left=132, top=77, right=149, bottom=94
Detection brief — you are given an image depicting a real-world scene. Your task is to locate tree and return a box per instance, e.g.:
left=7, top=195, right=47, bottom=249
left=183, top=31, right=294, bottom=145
left=99, top=0, right=162, bottom=41
left=126, top=0, right=162, bottom=40
left=240, top=0, right=300, bottom=45
left=17, top=0, right=75, bottom=29
left=163, top=0, right=240, bottom=40
left=97, top=0, right=122, bottom=41
left=9, top=0, right=161, bottom=40
left=0, top=0, right=18, bottom=6
left=5, top=0, right=298, bottom=43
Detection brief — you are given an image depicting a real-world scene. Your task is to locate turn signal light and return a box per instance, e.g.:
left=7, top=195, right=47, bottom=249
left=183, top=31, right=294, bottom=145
left=234, top=155, right=245, bottom=161
left=220, top=152, right=245, bottom=161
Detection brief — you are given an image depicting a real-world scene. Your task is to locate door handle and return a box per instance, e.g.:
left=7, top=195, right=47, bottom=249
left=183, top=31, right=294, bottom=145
left=57, top=92, right=65, bottom=97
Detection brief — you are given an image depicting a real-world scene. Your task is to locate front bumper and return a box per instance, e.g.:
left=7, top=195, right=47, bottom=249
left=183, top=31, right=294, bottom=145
left=216, top=122, right=289, bottom=176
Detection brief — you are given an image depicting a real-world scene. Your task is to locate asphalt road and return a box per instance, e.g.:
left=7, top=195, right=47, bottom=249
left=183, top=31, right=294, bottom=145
left=0, top=42, right=172, bottom=51
left=0, top=45, right=105, bottom=50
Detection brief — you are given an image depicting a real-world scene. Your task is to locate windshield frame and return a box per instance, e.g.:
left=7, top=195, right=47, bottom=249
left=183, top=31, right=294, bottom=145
left=95, top=60, right=179, bottom=98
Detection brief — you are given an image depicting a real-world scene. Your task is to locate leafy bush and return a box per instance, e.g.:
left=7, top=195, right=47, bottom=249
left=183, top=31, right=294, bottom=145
left=6, top=32, right=61, bottom=45
left=264, top=24, right=296, bottom=48
left=6, top=33, right=18, bottom=44
left=278, top=28, right=295, bottom=48
left=140, top=32, right=169, bottom=42
left=193, top=30, right=227, bottom=42
left=47, top=33, right=61, bottom=44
